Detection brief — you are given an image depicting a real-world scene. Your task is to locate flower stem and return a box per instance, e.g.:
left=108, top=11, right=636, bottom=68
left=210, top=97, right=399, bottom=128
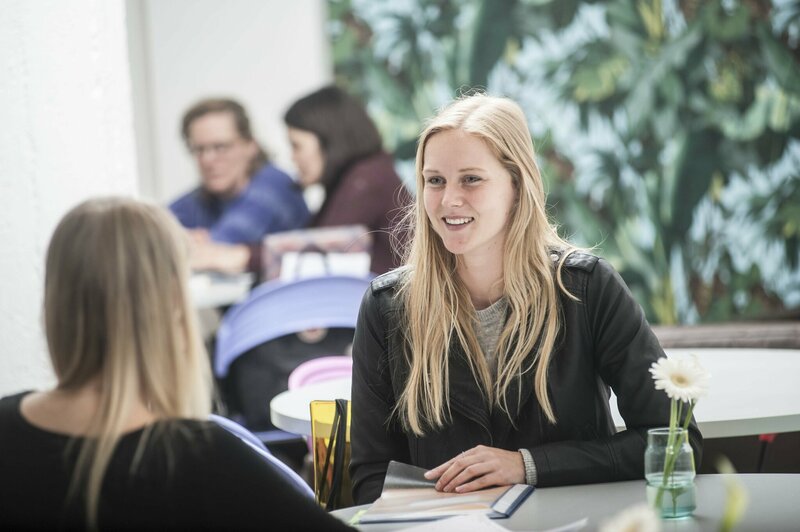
left=682, top=401, right=696, bottom=471
left=653, top=398, right=693, bottom=512
left=681, top=401, right=695, bottom=433
left=654, top=399, right=679, bottom=508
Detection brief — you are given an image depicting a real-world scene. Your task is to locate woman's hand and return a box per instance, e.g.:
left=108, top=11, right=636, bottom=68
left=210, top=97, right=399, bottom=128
left=188, top=240, right=250, bottom=274
left=423, top=445, right=525, bottom=493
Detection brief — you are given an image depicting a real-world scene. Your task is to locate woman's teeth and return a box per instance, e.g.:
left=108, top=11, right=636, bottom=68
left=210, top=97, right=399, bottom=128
left=444, top=217, right=473, bottom=225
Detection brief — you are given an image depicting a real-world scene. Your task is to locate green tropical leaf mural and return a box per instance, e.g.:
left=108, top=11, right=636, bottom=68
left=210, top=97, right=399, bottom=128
left=327, top=0, right=800, bottom=324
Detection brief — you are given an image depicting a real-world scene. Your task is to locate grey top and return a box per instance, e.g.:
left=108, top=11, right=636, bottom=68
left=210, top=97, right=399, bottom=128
left=474, top=297, right=508, bottom=372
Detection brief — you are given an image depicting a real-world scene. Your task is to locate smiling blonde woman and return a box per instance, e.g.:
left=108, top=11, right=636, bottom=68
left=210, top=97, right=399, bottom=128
left=349, top=94, right=703, bottom=504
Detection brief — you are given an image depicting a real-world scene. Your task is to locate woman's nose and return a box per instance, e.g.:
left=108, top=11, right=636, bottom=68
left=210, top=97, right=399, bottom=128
left=441, top=183, right=463, bottom=207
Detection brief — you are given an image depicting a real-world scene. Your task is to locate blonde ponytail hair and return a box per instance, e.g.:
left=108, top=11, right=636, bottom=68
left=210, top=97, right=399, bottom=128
left=44, top=197, right=211, bottom=527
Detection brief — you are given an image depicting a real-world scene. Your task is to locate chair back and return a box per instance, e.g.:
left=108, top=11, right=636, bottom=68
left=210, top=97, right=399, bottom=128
left=214, top=275, right=371, bottom=378
left=310, top=399, right=353, bottom=510
left=210, top=414, right=314, bottom=499
left=209, top=413, right=269, bottom=452
left=288, top=356, right=353, bottom=390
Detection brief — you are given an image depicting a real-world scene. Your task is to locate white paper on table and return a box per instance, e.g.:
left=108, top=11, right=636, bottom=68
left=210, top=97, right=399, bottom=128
left=395, top=514, right=511, bottom=531
left=535, top=517, right=588, bottom=532
left=392, top=511, right=587, bottom=532
left=188, top=272, right=253, bottom=308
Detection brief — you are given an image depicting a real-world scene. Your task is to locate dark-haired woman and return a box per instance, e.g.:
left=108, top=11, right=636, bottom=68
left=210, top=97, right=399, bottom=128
left=285, top=86, right=411, bottom=275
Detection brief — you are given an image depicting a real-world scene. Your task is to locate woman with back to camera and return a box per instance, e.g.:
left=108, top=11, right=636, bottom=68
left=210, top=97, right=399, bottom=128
left=284, top=85, right=411, bottom=275
left=349, top=94, right=703, bottom=504
left=0, top=197, right=352, bottom=530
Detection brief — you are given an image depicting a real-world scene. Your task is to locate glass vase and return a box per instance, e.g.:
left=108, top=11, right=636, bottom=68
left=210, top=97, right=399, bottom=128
left=644, top=427, right=696, bottom=518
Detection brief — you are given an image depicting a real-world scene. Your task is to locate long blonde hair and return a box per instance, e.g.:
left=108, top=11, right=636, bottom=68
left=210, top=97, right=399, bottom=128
left=43, top=197, right=211, bottom=527
left=397, top=94, right=577, bottom=435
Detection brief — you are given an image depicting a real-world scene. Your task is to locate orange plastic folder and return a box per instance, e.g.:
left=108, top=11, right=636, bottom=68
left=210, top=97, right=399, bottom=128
left=358, top=461, right=533, bottom=524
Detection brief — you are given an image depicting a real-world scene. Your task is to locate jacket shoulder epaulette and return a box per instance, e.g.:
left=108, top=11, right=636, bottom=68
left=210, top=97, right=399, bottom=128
left=553, top=251, right=599, bottom=272
left=370, top=268, right=404, bottom=294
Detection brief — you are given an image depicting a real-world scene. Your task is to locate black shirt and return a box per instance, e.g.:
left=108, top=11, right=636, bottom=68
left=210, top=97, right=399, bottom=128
left=0, top=392, right=353, bottom=531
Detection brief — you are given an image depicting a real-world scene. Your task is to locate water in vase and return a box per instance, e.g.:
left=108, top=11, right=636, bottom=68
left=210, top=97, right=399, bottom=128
left=646, top=472, right=696, bottom=518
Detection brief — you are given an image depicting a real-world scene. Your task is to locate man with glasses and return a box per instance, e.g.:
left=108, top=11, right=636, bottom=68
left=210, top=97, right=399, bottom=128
left=169, top=98, right=309, bottom=274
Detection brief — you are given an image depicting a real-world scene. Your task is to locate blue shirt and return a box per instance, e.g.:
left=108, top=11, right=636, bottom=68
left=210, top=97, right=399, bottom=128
left=169, top=164, right=310, bottom=244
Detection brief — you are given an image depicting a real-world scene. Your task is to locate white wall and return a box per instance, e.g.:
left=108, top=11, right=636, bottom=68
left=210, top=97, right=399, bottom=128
left=129, top=0, right=332, bottom=203
left=0, top=1, right=328, bottom=396
left=0, top=1, right=139, bottom=395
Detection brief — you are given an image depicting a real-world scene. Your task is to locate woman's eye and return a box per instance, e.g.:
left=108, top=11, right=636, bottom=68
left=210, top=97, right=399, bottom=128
left=464, top=175, right=482, bottom=184
left=426, top=176, right=444, bottom=186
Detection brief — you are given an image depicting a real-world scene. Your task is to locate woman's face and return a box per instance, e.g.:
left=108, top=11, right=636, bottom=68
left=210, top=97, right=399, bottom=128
left=287, top=127, right=325, bottom=187
left=187, top=112, right=257, bottom=197
left=422, top=129, right=516, bottom=264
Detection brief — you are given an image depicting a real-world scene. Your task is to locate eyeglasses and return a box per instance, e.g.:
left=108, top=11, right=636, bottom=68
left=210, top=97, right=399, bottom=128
left=187, top=140, right=241, bottom=158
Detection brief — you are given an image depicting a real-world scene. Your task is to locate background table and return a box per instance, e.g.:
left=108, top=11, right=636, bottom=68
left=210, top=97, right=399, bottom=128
left=270, top=348, right=800, bottom=438
left=270, top=377, right=351, bottom=435
left=189, top=272, right=253, bottom=309
left=613, top=348, right=800, bottom=438
left=331, top=474, right=800, bottom=531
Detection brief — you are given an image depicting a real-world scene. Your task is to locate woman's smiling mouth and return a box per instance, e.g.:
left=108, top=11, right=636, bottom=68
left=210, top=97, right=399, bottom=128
left=443, top=216, right=474, bottom=226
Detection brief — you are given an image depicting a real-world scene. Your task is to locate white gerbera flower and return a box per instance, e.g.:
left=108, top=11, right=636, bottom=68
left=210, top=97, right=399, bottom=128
left=599, top=502, right=661, bottom=532
left=649, top=355, right=710, bottom=403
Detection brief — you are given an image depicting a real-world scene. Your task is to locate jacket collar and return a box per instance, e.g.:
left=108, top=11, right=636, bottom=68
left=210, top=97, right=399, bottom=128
left=446, top=336, right=492, bottom=432
left=449, top=326, right=539, bottom=443
left=446, top=331, right=540, bottom=440
left=489, top=350, right=537, bottom=443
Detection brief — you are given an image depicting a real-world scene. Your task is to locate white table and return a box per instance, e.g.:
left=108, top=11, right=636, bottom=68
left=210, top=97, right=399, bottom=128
left=189, top=272, right=254, bottom=309
left=270, top=348, right=800, bottom=438
left=270, top=377, right=352, bottom=435
left=613, top=348, right=800, bottom=438
left=331, top=474, right=800, bottom=531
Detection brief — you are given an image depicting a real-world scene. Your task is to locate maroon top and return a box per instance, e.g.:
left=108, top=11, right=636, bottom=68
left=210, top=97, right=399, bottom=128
left=313, top=152, right=411, bottom=275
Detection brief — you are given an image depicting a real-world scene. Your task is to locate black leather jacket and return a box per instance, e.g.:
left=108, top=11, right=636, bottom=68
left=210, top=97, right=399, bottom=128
left=349, top=253, right=702, bottom=504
